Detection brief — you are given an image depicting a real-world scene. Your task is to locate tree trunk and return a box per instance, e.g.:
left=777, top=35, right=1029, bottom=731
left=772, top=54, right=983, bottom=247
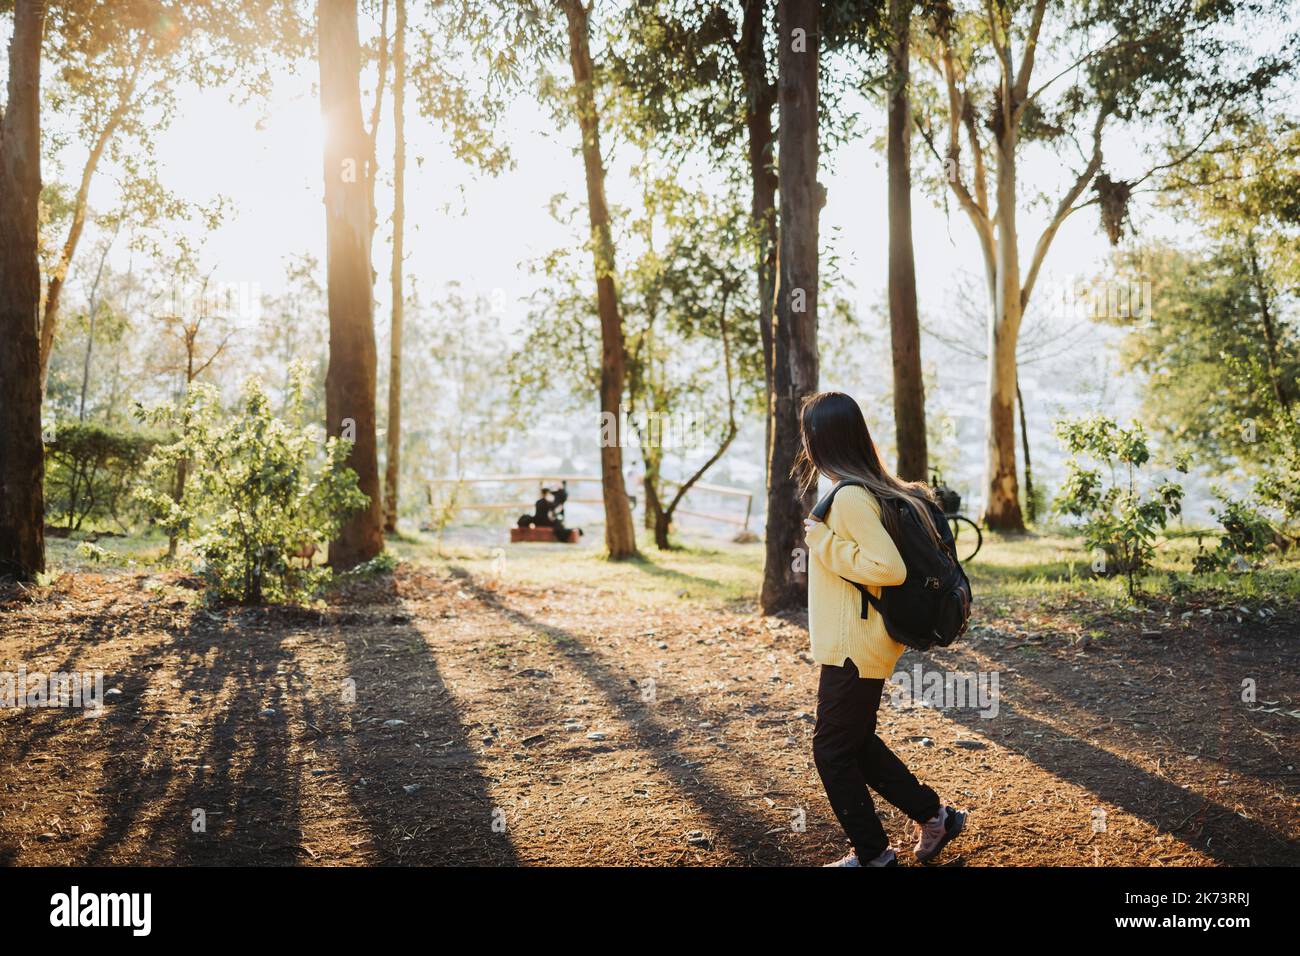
left=740, top=0, right=777, bottom=464
left=886, top=0, right=927, bottom=481
left=642, top=407, right=662, bottom=534
left=653, top=509, right=672, bottom=551
left=761, top=0, right=819, bottom=613
left=0, top=0, right=48, bottom=581
left=929, top=13, right=1086, bottom=533
left=563, top=0, right=638, bottom=559
left=1016, top=376, right=1034, bottom=523
left=168, top=457, right=188, bottom=559
left=643, top=469, right=660, bottom=531
left=365, top=0, right=390, bottom=249
left=318, top=0, right=384, bottom=569
left=78, top=303, right=97, bottom=421
left=382, top=0, right=406, bottom=534
left=38, top=48, right=144, bottom=393
left=1245, top=231, right=1292, bottom=421
left=643, top=470, right=669, bottom=547
left=982, top=138, right=1025, bottom=531
left=644, top=291, right=739, bottom=552
left=78, top=224, right=119, bottom=422
left=167, top=345, right=198, bottom=560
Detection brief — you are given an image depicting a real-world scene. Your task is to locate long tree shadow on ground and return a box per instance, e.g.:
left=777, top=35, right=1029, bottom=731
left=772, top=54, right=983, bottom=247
left=448, top=566, right=807, bottom=866
left=0, top=579, right=516, bottom=866
left=0, top=601, right=307, bottom=864
left=305, top=591, right=520, bottom=866
left=922, top=627, right=1300, bottom=866
left=137, top=614, right=308, bottom=865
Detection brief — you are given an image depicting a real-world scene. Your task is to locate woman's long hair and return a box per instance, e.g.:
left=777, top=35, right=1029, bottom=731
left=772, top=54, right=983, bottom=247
left=793, top=391, right=943, bottom=545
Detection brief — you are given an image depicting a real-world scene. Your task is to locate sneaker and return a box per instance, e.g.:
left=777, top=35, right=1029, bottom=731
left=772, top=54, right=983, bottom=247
left=824, top=847, right=898, bottom=867
left=914, top=806, right=966, bottom=863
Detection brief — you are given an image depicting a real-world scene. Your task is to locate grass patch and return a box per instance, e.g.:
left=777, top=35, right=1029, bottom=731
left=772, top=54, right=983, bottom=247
left=46, top=527, right=171, bottom=571
left=392, top=529, right=763, bottom=607
left=39, top=523, right=1300, bottom=610
left=965, top=529, right=1300, bottom=603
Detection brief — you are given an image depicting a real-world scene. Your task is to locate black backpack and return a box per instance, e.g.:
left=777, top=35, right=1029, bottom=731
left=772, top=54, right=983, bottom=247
left=810, top=480, right=973, bottom=651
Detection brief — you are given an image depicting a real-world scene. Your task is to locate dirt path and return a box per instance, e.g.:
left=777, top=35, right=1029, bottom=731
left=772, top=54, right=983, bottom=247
left=1, top=564, right=1296, bottom=865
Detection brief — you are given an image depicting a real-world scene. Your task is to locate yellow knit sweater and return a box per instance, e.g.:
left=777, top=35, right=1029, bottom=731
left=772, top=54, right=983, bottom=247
left=804, top=485, right=908, bottom=679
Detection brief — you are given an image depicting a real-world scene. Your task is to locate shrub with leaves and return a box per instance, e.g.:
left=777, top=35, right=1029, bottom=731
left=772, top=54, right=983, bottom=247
left=1255, top=458, right=1300, bottom=528
left=1053, top=416, right=1186, bottom=597
left=1222, top=349, right=1300, bottom=528
left=1189, top=347, right=1299, bottom=570
left=45, top=423, right=162, bottom=532
left=1194, top=495, right=1288, bottom=572
left=135, top=371, right=368, bottom=603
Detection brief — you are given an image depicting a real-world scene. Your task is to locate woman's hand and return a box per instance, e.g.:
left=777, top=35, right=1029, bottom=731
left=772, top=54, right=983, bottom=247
left=803, top=515, right=822, bottom=536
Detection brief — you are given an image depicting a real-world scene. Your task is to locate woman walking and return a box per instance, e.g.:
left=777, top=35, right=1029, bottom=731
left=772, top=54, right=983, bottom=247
left=796, top=391, right=966, bottom=867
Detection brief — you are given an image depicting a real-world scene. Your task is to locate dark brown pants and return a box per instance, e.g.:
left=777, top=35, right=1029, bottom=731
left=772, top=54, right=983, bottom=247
left=813, top=658, right=940, bottom=860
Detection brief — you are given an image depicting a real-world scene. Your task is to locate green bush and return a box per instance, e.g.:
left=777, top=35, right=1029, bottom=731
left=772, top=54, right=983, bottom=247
left=1053, top=416, right=1186, bottom=597
left=135, top=370, right=369, bottom=604
left=44, top=422, right=162, bottom=532
left=1223, top=350, right=1300, bottom=528
left=1253, top=445, right=1300, bottom=529
left=1194, top=496, right=1285, bottom=572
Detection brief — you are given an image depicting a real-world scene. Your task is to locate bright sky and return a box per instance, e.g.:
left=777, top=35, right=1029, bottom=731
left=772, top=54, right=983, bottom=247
left=64, top=37, right=1134, bottom=346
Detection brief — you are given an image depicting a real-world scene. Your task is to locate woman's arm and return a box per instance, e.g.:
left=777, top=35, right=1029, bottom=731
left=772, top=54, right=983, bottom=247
left=804, top=487, right=906, bottom=587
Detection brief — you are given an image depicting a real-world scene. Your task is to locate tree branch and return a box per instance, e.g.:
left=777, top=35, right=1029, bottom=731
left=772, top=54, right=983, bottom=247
left=1013, top=0, right=1048, bottom=106
left=1128, top=100, right=1228, bottom=189
left=664, top=285, right=738, bottom=519
left=934, top=34, right=990, bottom=235
left=1021, top=111, right=1106, bottom=310
left=39, top=37, right=150, bottom=386
left=961, top=88, right=989, bottom=215
left=366, top=0, right=391, bottom=242
left=982, top=0, right=1014, bottom=79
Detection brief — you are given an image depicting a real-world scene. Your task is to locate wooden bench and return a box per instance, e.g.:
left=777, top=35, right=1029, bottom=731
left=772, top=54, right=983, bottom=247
left=510, top=526, right=582, bottom=544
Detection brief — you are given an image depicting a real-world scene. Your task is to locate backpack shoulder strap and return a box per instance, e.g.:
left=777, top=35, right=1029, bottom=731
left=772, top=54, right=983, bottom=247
left=808, top=479, right=885, bottom=620
left=809, top=479, right=871, bottom=522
